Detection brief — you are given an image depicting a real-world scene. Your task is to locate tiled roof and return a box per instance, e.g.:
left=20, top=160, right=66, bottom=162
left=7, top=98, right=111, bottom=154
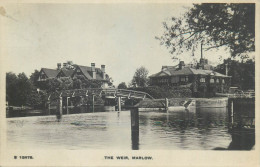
left=41, top=68, right=59, bottom=78
left=60, top=69, right=74, bottom=77
left=76, top=65, right=108, bottom=81
left=150, top=67, right=229, bottom=78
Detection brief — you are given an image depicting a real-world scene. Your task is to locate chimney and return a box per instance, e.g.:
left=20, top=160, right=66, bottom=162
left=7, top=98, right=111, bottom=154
left=57, top=63, right=61, bottom=70
left=91, top=63, right=96, bottom=79
left=63, top=63, right=68, bottom=68
left=179, top=61, right=185, bottom=70
left=101, top=65, right=106, bottom=79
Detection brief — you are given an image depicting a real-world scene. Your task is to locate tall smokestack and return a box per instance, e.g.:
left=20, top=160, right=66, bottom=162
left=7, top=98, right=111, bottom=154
left=91, top=63, right=96, bottom=79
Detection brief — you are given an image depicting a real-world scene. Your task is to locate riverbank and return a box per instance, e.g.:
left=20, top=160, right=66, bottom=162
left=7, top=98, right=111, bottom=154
left=136, top=97, right=228, bottom=109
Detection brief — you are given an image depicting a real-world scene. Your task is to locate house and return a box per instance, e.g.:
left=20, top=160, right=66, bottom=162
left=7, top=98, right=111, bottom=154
left=72, top=63, right=111, bottom=88
left=37, top=68, right=60, bottom=81
left=38, top=61, right=111, bottom=88
left=149, top=58, right=231, bottom=97
left=56, top=62, right=75, bottom=79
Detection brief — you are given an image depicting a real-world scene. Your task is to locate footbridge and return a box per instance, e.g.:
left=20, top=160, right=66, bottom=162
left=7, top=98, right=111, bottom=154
left=47, top=88, right=153, bottom=115
left=49, top=88, right=153, bottom=100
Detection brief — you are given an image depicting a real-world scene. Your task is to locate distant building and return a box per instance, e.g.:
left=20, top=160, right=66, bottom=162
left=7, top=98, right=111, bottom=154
left=72, top=63, right=111, bottom=88
left=38, top=68, right=60, bottom=81
left=149, top=57, right=231, bottom=97
left=38, top=61, right=111, bottom=88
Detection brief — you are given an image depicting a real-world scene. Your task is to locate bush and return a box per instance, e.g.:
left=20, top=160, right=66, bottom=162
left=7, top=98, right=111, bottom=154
left=128, top=86, right=192, bottom=99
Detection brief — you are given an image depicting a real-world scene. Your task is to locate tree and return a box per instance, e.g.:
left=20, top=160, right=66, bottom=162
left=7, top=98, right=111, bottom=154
left=215, top=58, right=255, bottom=90
left=6, top=72, right=18, bottom=105
left=131, top=66, right=149, bottom=87
left=6, top=72, right=35, bottom=106
left=118, top=82, right=127, bottom=89
left=157, top=3, right=255, bottom=58
left=30, top=70, right=40, bottom=86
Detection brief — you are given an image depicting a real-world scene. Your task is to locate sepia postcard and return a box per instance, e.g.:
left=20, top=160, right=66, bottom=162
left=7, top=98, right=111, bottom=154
left=0, top=0, right=259, bottom=166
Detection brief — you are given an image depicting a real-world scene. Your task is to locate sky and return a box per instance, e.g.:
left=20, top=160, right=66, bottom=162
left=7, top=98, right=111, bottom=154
left=2, top=3, right=232, bottom=86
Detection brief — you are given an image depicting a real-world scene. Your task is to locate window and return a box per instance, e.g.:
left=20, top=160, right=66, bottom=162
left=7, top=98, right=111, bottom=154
left=222, top=79, right=225, bottom=84
left=216, top=79, right=219, bottom=83
left=171, top=76, right=179, bottom=83
left=200, top=77, right=206, bottom=83
left=181, top=76, right=189, bottom=82
left=210, top=78, right=215, bottom=83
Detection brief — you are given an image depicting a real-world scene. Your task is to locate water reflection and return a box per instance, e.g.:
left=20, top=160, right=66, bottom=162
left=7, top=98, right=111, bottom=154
left=7, top=106, right=254, bottom=150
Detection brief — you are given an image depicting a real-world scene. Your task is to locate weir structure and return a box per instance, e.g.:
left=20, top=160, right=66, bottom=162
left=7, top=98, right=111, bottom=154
left=47, top=88, right=153, bottom=116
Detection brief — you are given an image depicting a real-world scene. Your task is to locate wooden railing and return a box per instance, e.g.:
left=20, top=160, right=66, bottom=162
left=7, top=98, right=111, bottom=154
left=49, top=88, right=154, bottom=100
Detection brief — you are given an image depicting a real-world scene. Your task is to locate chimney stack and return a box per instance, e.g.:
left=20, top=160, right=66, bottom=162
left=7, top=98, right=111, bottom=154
left=179, top=61, right=185, bottom=70
left=101, top=65, right=106, bottom=79
left=91, top=63, right=96, bottom=79
left=57, top=63, right=61, bottom=70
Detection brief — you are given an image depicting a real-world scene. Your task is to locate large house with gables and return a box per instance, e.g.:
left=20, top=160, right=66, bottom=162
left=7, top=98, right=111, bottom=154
left=38, top=61, right=111, bottom=88
left=38, top=68, right=60, bottom=81
left=72, top=63, right=111, bottom=88
left=149, top=58, right=231, bottom=97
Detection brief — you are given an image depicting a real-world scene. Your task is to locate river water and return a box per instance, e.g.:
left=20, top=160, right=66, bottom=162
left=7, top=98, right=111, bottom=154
left=6, top=107, right=254, bottom=150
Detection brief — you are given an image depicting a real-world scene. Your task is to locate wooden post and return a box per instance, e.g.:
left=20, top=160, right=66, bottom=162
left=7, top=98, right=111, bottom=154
left=231, top=100, right=234, bottom=125
left=165, top=98, right=169, bottom=112
left=48, top=101, right=51, bottom=115
left=131, top=108, right=139, bottom=150
left=92, top=94, right=95, bottom=113
left=59, top=96, right=63, bottom=116
left=66, top=97, right=69, bottom=115
left=56, top=96, right=63, bottom=121
left=118, top=97, right=121, bottom=111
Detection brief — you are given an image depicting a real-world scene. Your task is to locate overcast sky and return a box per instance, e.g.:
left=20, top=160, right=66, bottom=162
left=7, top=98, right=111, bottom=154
left=2, top=3, right=232, bottom=86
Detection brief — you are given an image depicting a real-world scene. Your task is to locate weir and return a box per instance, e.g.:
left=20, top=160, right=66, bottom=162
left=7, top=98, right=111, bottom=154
left=228, top=97, right=255, bottom=129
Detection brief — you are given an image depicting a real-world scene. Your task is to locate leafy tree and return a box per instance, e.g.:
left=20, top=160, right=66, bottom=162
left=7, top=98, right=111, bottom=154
left=6, top=72, right=34, bottom=106
left=215, top=58, right=255, bottom=90
left=6, top=72, right=18, bottom=105
left=26, top=90, right=47, bottom=108
left=45, top=78, right=73, bottom=93
left=29, top=70, right=40, bottom=86
left=157, top=3, right=255, bottom=58
left=131, top=66, right=149, bottom=87
left=118, top=82, right=127, bottom=89
left=16, top=73, right=34, bottom=106
left=72, top=76, right=103, bottom=89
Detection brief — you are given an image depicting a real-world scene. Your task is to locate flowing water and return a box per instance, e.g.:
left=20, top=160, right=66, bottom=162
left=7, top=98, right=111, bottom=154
left=6, top=107, right=254, bottom=150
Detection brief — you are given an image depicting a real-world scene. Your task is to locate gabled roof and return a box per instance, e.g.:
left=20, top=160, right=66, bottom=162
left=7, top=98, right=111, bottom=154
left=41, top=68, right=59, bottom=78
left=150, top=67, right=230, bottom=78
left=74, top=65, right=108, bottom=81
left=58, top=69, right=74, bottom=77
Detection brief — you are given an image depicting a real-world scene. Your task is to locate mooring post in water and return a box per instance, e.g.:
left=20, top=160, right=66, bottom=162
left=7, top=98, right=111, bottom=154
left=56, top=96, right=63, bottom=121
left=92, top=94, right=95, bottom=113
left=59, top=96, right=63, bottom=115
left=118, top=97, right=121, bottom=111
left=66, top=97, right=70, bottom=115
left=231, top=100, right=234, bottom=125
left=131, top=108, right=139, bottom=150
left=165, top=98, right=169, bottom=112
left=48, top=101, right=51, bottom=115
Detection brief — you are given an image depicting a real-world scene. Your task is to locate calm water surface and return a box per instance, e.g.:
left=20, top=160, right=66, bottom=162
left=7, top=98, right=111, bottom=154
left=7, top=108, right=252, bottom=150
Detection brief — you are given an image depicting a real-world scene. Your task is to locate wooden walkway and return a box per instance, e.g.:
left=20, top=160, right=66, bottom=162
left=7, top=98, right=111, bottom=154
left=48, top=88, right=154, bottom=100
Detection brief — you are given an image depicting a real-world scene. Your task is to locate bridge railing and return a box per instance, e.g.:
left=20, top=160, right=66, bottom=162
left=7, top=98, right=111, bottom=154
left=48, top=88, right=154, bottom=100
